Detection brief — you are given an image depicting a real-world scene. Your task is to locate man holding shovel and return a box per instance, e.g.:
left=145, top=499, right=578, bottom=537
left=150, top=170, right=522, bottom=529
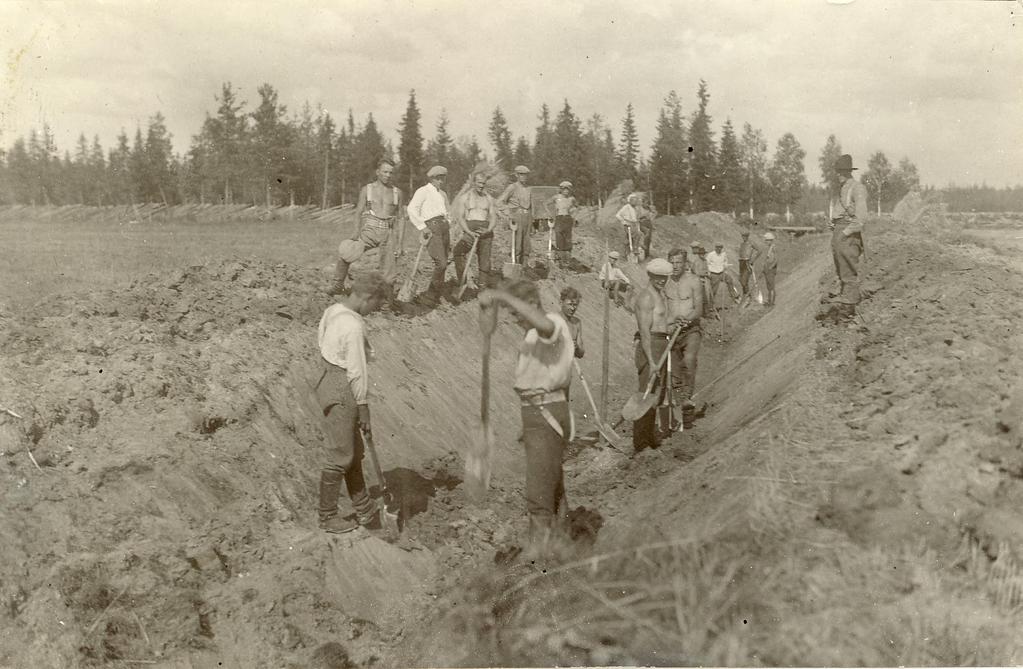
left=498, top=165, right=533, bottom=270
left=478, top=279, right=576, bottom=558
left=664, top=248, right=703, bottom=422
left=615, top=193, right=641, bottom=261
left=631, top=258, right=674, bottom=451
left=738, top=228, right=761, bottom=306
left=453, top=173, right=498, bottom=292
left=827, top=154, right=868, bottom=319
left=315, top=272, right=391, bottom=533
left=406, top=165, right=451, bottom=306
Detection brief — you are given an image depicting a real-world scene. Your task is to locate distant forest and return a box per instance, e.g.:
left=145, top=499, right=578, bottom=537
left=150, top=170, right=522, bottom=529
left=2, top=80, right=1017, bottom=215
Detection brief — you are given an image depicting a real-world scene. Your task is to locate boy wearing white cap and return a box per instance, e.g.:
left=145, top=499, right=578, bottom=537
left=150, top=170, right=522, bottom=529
left=599, top=251, right=632, bottom=308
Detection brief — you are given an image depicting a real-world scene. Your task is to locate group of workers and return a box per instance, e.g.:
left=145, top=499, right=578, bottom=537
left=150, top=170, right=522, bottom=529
left=330, top=159, right=581, bottom=305
left=315, top=154, right=868, bottom=556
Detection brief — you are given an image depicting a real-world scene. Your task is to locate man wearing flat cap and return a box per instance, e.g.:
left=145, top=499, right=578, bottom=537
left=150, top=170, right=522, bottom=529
left=498, top=165, right=533, bottom=268
left=828, top=154, right=868, bottom=314
left=632, top=257, right=674, bottom=451
left=545, top=180, right=578, bottom=267
left=407, top=165, right=451, bottom=304
left=616, top=193, right=642, bottom=260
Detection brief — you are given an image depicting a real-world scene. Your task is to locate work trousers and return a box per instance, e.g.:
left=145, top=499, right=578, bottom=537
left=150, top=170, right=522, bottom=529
left=426, top=217, right=450, bottom=293
left=510, top=210, right=532, bottom=263
left=670, top=324, right=702, bottom=402
left=633, top=336, right=670, bottom=450
left=554, top=215, right=574, bottom=253
left=831, top=226, right=862, bottom=304
left=521, top=400, right=569, bottom=521
left=638, top=219, right=653, bottom=259
left=738, top=260, right=752, bottom=295
left=335, top=221, right=396, bottom=285
left=453, top=223, right=493, bottom=285
left=315, top=365, right=368, bottom=510
left=709, top=271, right=738, bottom=304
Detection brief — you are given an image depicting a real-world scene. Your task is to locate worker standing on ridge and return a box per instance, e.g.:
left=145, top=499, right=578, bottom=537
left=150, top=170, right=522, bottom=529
left=331, top=159, right=404, bottom=295
left=738, top=228, right=761, bottom=305
left=761, top=231, right=779, bottom=307
left=546, top=181, right=578, bottom=267
left=406, top=165, right=451, bottom=306
left=828, top=154, right=868, bottom=318
left=478, top=279, right=576, bottom=558
left=498, top=166, right=533, bottom=269
left=706, top=241, right=741, bottom=307
left=636, top=193, right=655, bottom=261
left=632, top=258, right=674, bottom=451
left=315, top=272, right=391, bottom=533
left=615, top=193, right=641, bottom=260
left=664, top=248, right=702, bottom=423
left=453, top=172, right=498, bottom=291
left=689, top=242, right=711, bottom=316
left=599, top=250, right=632, bottom=308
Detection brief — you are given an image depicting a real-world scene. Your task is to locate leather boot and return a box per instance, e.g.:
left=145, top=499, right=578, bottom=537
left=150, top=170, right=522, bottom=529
left=319, top=471, right=357, bottom=533
left=330, top=261, right=351, bottom=295
left=352, top=491, right=380, bottom=529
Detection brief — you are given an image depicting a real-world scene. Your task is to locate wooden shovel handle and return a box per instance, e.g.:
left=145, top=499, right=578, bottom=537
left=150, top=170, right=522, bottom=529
left=640, top=325, right=683, bottom=399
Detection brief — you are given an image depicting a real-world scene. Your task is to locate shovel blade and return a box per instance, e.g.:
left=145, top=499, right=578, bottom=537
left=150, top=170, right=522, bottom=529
left=465, top=422, right=495, bottom=502
left=502, top=262, right=523, bottom=279
left=756, top=289, right=764, bottom=305
left=621, top=392, right=659, bottom=422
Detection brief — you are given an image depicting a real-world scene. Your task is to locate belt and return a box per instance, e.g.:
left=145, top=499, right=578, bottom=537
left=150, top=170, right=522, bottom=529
left=426, top=215, right=447, bottom=225
left=634, top=331, right=672, bottom=341
left=709, top=271, right=724, bottom=275
left=363, top=218, right=392, bottom=229
left=519, top=390, right=575, bottom=440
left=518, top=389, right=567, bottom=406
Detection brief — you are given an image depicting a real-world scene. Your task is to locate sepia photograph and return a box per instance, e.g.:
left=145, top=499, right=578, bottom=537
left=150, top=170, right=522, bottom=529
left=1, top=1, right=1021, bottom=666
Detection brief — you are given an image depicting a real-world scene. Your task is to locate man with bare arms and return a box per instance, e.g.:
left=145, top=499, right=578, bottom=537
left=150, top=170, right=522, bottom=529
left=331, top=159, right=404, bottom=294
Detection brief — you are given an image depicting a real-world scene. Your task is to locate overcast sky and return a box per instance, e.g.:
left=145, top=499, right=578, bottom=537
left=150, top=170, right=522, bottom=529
left=2, top=1, right=1020, bottom=188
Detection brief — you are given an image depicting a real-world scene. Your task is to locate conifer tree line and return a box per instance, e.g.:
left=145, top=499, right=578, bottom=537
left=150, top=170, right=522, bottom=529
left=6, top=78, right=996, bottom=215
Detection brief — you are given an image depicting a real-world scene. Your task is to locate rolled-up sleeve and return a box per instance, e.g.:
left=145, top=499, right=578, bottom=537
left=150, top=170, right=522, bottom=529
left=342, top=328, right=370, bottom=404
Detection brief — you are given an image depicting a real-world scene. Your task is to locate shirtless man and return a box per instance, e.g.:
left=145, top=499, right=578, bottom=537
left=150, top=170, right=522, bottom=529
left=546, top=181, right=578, bottom=267
left=331, top=159, right=404, bottom=294
left=664, top=248, right=703, bottom=416
left=560, top=286, right=585, bottom=359
left=632, top=258, right=674, bottom=451
left=453, top=173, right=498, bottom=290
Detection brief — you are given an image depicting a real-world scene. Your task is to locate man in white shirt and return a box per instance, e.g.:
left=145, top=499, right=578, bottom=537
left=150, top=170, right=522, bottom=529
left=599, top=251, right=631, bottom=307
left=315, top=272, right=391, bottom=533
left=615, top=193, right=641, bottom=259
left=406, top=165, right=451, bottom=304
left=706, top=241, right=740, bottom=306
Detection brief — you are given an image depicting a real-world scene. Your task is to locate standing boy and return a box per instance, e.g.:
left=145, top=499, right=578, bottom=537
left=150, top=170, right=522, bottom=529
left=315, top=272, right=392, bottom=533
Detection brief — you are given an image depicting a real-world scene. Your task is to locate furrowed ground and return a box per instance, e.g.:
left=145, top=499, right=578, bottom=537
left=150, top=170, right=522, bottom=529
left=0, top=200, right=1020, bottom=667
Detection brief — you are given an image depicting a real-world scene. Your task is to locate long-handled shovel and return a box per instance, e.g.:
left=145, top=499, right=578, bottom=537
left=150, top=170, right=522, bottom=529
left=621, top=326, right=683, bottom=422
left=397, top=240, right=427, bottom=302
left=359, top=426, right=401, bottom=535
left=466, top=305, right=497, bottom=501
left=626, top=226, right=639, bottom=264
left=663, top=340, right=682, bottom=433
left=546, top=220, right=554, bottom=272
left=572, top=360, right=624, bottom=452
left=456, top=234, right=481, bottom=301
left=502, top=222, right=523, bottom=279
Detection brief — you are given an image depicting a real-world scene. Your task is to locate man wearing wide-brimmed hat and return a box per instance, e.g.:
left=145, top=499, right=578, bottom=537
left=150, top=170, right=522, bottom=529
left=407, top=165, right=452, bottom=304
left=545, top=180, right=578, bottom=267
left=498, top=165, right=533, bottom=268
left=828, top=154, right=868, bottom=313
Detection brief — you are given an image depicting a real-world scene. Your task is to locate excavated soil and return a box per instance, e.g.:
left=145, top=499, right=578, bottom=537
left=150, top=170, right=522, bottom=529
left=1, top=202, right=1021, bottom=667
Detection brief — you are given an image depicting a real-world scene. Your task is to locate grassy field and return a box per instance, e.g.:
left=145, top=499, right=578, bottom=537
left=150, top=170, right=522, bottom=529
left=0, top=215, right=357, bottom=307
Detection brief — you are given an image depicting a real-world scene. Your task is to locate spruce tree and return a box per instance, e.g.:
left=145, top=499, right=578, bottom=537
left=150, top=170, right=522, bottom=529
left=618, top=103, right=639, bottom=180
left=488, top=107, right=514, bottom=169
left=716, top=119, right=743, bottom=214
left=688, top=80, right=717, bottom=211
left=396, top=90, right=424, bottom=193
